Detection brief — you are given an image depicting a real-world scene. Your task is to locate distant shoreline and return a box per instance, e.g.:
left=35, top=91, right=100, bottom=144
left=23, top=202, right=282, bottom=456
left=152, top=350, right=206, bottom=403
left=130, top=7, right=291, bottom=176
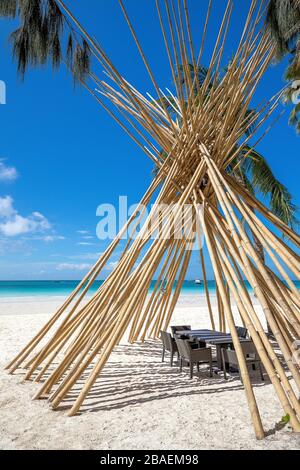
left=0, top=279, right=299, bottom=300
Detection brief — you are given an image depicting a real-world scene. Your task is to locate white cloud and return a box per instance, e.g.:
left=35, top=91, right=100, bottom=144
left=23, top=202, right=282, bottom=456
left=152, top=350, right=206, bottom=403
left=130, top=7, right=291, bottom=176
left=82, top=236, right=94, bottom=240
left=77, top=242, right=94, bottom=246
left=0, top=196, right=51, bottom=237
left=0, top=237, right=25, bottom=255
left=42, top=235, right=65, bottom=243
left=71, top=252, right=102, bottom=260
left=50, top=252, right=102, bottom=261
left=0, top=214, right=50, bottom=237
left=56, top=263, right=91, bottom=272
left=0, top=195, right=15, bottom=218
left=104, top=261, right=118, bottom=271
left=77, top=230, right=89, bottom=235
left=0, top=161, right=18, bottom=182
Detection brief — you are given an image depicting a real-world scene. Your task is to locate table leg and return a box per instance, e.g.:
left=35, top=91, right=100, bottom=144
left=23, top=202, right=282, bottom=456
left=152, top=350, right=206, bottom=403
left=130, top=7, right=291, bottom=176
left=216, top=345, right=223, bottom=370
left=216, top=344, right=231, bottom=371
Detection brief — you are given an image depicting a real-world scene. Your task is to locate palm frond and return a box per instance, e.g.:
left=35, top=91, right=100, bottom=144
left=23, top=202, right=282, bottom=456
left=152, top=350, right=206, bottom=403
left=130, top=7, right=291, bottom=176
left=285, top=59, right=300, bottom=81
left=0, top=0, right=17, bottom=17
left=177, top=64, right=210, bottom=87
left=73, top=40, right=90, bottom=83
left=1, top=0, right=91, bottom=82
left=237, top=170, right=255, bottom=197
left=266, top=0, right=300, bottom=58
left=226, top=156, right=255, bottom=196
left=289, top=102, right=300, bottom=127
left=240, top=145, right=298, bottom=228
left=266, top=1, right=300, bottom=132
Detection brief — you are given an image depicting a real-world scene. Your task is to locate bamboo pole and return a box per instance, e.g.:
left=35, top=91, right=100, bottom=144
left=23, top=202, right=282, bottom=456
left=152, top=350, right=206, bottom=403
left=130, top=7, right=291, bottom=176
left=208, top=222, right=300, bottom=429
left=198, top=201, right=265, bottom=439
left=206, top=205, right=300, bottom=420
left=205, top=156, right=300, bottom=390
left=6, top=0, right=300, bottom=440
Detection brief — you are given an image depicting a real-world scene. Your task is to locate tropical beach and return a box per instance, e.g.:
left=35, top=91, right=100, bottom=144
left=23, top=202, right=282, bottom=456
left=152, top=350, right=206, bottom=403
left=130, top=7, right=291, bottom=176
left=1, top=0, right=300, bottom=455
left=0, top=288, right=299, bottom=450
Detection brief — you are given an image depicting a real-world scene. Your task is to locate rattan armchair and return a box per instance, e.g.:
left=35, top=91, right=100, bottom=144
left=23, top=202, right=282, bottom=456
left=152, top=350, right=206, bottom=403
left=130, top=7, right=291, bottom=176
left=175, top=338, right=213, bottom=379
left=160, top=330, right=179, bottom=367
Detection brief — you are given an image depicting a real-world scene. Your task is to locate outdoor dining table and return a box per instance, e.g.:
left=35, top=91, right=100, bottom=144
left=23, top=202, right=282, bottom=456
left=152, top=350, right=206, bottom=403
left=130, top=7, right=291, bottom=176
left=176, top=329, right=252, bottom=370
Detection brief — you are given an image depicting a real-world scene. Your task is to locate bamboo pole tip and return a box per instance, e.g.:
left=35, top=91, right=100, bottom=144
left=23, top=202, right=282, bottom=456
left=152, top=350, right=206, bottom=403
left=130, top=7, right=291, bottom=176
left=255, top=431, right=265, bottom=441
left=33, top=393, right=47, bottom=400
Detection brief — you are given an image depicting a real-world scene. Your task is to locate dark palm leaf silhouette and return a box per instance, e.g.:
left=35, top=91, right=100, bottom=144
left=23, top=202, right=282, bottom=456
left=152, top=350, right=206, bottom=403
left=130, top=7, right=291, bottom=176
left=0, top=0, right=91, bottom=82
left=266, top=0, right=300, bottom=132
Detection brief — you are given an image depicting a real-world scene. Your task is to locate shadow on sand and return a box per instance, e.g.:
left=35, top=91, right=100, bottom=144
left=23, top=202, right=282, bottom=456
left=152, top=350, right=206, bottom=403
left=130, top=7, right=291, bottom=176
left=42, top=340, right=270, bottom=415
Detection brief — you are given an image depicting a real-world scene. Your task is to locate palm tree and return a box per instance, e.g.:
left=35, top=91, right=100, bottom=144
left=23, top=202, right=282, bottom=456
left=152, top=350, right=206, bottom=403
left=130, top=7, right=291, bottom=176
left=266, top=0, right=300, bottom=131
left=0, top=0, right=90, bottom=81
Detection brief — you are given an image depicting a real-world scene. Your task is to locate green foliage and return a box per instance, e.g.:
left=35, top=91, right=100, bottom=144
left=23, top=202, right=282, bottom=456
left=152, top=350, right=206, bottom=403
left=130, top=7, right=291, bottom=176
left=266, top=1, right=300, bottom=58
left=279, top=414, right=291, bottom=426
left=0, top=0, right=91, bottom=82
left=238, top=146, right=297, bottom=228
left=73, top=40, right=90, bottom=83
left=289, top=103, right=300, bottom=126
left=0, top=0, right=17, bottom=17
left=266, top=0, right=300, bottom=131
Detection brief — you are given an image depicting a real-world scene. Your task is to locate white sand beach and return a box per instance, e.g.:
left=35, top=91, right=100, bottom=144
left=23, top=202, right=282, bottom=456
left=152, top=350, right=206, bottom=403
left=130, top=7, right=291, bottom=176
left=0, top=295, right=299, bottom=450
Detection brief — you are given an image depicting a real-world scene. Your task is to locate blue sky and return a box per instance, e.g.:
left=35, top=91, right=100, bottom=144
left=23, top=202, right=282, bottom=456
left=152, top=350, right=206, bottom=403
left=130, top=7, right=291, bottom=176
left=0, top=0, right=299, bottom=281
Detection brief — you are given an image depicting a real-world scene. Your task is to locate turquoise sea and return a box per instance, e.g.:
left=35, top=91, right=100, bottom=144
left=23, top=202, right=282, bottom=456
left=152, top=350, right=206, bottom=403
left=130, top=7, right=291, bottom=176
left=0, top=280, right=299, bottom=299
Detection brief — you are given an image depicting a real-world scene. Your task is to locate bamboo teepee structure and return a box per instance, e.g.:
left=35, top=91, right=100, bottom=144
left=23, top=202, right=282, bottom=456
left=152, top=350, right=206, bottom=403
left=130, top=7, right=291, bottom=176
left=7, top=0, right=300, bottom=439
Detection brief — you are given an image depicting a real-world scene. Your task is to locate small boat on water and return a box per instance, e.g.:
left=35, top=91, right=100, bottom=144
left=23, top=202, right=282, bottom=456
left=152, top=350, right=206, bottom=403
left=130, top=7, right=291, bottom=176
left=194, top=279, right=202, bottom=285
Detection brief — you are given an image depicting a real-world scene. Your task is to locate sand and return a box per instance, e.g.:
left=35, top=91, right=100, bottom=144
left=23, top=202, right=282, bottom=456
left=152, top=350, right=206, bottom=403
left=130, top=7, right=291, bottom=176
left=0, top=294, right=299, bottom=450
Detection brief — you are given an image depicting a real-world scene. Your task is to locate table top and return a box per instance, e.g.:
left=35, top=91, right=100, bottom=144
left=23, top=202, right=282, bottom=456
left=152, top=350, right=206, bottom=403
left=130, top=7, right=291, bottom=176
left=176, top=329, right=251, bottom=345
left=176, top=329, right=231, bottom=339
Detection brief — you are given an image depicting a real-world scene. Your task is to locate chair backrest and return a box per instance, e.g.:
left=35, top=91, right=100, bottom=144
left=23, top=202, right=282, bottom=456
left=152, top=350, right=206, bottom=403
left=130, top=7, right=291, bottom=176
left=222, top=348, right=239, bottom=366
left=171, top=325, right=191, bottom=338
left=235, top=326, right=248, bottom=339
left=241, top=340, right=259, bottom=358
left=160, top=330, right=173, bottom=352
left=223, top=341, right=259, bottom=367
left=175, top=338, right=191, bottom=361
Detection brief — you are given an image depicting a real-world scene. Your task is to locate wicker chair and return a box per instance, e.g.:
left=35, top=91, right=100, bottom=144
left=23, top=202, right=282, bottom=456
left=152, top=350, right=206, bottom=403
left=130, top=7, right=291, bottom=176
left=175, top=338, right=213, bottom=379
left=160, top=331, right=179, bottom=367
left=171, top=325, right=202, bottom=350
left=170, top=325, right=192, bottom=338
left=235, top=326, right=248, bottom=339
left=221, top=341, right=264, bottom=381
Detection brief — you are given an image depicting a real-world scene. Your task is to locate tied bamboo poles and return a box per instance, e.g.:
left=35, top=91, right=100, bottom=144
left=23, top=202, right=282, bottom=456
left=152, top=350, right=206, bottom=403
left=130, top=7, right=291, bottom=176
left=6, top=0, right=300, bottom=439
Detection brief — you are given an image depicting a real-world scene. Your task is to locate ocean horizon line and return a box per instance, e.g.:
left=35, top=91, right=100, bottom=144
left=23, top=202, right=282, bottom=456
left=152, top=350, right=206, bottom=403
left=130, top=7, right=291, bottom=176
left=0, top=278, right=299, bottom=283
left=0, top=279, right=299, bottom=299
